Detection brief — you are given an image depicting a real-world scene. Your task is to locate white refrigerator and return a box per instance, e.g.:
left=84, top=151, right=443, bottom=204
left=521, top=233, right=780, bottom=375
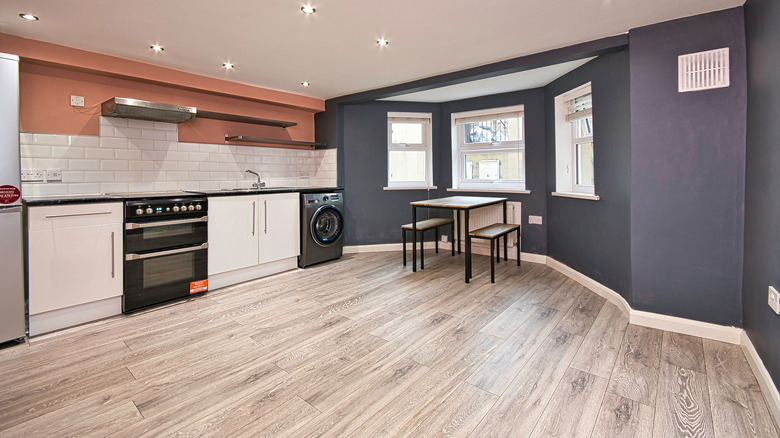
left=0, top=52, right=26, bottom=343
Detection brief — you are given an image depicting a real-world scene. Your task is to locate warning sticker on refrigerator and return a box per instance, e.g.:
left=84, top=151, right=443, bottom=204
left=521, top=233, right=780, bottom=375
left=189, top=279, right=208, bottom=294
left=0, top=185, right=20, bottom=205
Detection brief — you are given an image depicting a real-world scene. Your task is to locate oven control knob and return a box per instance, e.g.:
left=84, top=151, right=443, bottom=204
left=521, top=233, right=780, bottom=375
left=136, top=208, right=143, bottom=215
left=188, top=205, right=195, bottom=211
left=173, top=206, right=180, bottom=212
left=195, top=204, right=202, bottom=211
left=146, top=207, right=153, bottom=214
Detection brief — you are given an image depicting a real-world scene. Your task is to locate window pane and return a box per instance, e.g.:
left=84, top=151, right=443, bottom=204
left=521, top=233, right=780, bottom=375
left=389, top=150, right=426, bottom=182
left=463, top=117, right=522, bottom=144
left=573, top=116, right=593, bottom=138
left=463, top=152, right=523, bottom=181
left=576, top=142, right=594, bottom=186
left=391, top=123, right=423, bottom=145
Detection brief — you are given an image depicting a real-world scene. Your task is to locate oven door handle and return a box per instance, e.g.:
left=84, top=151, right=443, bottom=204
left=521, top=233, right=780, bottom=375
left=125, top=243, right=209, bottom=261
left=125, top=215, right=208, bottom=230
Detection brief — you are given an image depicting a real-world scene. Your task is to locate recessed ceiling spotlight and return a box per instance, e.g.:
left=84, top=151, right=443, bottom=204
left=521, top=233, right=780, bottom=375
left=301, top=81, right=310, bottom=87
left=19, top=13, right=39, bottom=21
left=377, top=38, right=389, bottom=47
left=150, top=44, right=164, bottom=52
left=223, top=62, right=234, bottom=69
left=301, top=5, right=315, bottom=14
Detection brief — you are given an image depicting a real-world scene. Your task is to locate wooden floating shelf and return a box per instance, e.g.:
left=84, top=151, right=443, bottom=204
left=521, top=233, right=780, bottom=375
left=225, top=135, right=326, bottom=149
left=198, top=110, right=298, bottom=128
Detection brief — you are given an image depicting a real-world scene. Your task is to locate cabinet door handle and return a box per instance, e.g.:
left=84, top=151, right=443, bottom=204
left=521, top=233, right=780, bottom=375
left=251, top=201, right=256, bottom=236
left=110, top=231, right=115, bottom=278
left=264, top=200, right=268, bottom=234
left=45, top=211, right=113, bottom=218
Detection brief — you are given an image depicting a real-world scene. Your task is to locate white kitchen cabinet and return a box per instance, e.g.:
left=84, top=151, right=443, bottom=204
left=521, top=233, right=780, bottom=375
left=258, top=193, right=300, bottom=264
left=208, top=192, right=300, bottom=288
left=28, top=202, right=123, bottom=335
left=208, top=195, right=260, bottom=275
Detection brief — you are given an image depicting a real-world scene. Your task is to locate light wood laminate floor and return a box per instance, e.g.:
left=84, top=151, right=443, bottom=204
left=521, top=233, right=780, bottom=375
left=1, top=251, right=778, bottom=437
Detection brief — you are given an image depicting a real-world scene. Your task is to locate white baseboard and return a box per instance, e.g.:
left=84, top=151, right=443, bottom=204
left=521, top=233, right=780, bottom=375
left=741, top=331, right=780, bottom=429
left=630, top=310, right=742, bottom=344
left=208, top=257, right=299, bottom=290
left=546, top=257, right=633, bottom=317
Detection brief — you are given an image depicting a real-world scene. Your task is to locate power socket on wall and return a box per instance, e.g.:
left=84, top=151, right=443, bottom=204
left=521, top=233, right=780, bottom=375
left=529, top=215, right=543, bottom=225
left=769, top=286, right=780, bottom=315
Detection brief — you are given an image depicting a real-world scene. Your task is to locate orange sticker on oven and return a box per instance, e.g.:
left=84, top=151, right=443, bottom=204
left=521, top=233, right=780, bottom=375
left=190, top=279, right=208, bottom=294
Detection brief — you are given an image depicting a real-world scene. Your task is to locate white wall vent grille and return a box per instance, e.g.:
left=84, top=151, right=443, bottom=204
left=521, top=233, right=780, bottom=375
left=678, top=48, right=730, bottom=92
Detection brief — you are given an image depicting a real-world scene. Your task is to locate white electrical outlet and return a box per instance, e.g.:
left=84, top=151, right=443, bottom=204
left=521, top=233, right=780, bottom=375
left=769, top=286, right=780, bottom=315
left=529, top=215, right=543, bottom=225
left=46, top=169, right=62, bottom=182
left=70, top=95, right=85, bottom=107
left=441, top=235, right=448, bottom=243
left=21, top=170, right=44, bottom=182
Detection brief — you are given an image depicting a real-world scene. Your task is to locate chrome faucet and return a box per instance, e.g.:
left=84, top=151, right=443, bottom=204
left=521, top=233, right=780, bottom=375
left=245, top=169, right=265, bottom=188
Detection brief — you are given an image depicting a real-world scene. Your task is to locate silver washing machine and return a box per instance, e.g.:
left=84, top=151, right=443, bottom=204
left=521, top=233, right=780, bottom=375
left=299, top=192, right=345, bottom=267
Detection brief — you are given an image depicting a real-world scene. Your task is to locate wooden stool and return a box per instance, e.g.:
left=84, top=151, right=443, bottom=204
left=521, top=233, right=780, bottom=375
left=402, top=218, right=455, bottom=269
left=468, top=223, right=521, bottom=283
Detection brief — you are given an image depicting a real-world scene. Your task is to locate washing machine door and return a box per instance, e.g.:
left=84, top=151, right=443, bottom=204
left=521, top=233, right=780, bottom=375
left=311, top=205, right=344, bottom=247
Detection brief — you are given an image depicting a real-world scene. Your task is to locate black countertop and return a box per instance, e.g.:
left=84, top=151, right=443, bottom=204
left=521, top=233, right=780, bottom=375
left=24, top=187, right=344, bottom=206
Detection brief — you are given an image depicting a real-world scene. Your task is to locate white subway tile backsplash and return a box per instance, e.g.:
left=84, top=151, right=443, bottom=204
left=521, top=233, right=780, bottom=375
left=33, top=133, right=68, bottom=146
left=101, top=137, right=129, bottom=149
left=115, top=171, right=143, bottom=182
left=142, top=129, right=167, bottom=140
left=84, top=171, right=115, bottom=182
left=127, top=119, right=155, bottom=129
left=85, top=148, right=116, bottom=160
left=100, top=183, right=129, bottom=194
left=101, top=160, right=129, bottom=171
left=154, top=122, right=177, bottom=131
left=129, top=139, right=155, bottom=150
left=129, top=160, right=155, bottom=171
left=116, top=149, right=142, bottom=160
left=114, top=126, right=143, bottom=139
left=20, top=124, right=337, bottom=195
left=21, top=144, right=51, bottom=157
left=69, top=135, right=100, bottom=147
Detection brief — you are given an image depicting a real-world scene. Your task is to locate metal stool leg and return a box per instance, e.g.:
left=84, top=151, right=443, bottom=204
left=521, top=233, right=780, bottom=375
left=402, top=229, right=407, bottom=266
left=435, top=228, right=439, bottom=253
left=516, top=229, right=521, bottom=266
left=419, top=230, right=425, bottom=270
left=490, top=239, right=495, bottom=283
left=496, top=236, right=500, bottom=264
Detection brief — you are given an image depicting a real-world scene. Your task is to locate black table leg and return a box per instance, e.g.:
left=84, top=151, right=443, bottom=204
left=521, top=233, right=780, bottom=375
left=503, top=201, right=508, bottom=261
left=412, top=205, right=417, bottom=272
left=456, top=212, right=461, bottom=254
left=465, top=209, right=471, bottom=283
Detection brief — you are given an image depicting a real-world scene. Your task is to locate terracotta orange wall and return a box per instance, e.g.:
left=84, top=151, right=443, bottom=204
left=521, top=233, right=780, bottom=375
left=1, top=33, right=324, bottom=146
left=20, top=63, right=315, bottom=144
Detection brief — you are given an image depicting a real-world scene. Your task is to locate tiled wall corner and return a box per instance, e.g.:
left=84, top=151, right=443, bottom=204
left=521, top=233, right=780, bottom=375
left=21, top=117, right=338, bottom=196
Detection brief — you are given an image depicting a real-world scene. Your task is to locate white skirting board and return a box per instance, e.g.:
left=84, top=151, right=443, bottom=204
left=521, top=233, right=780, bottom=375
left=741, top=331, right=780, bottom=429
left=343, top=243, right=780, bottom=424
left=208, top=257, right=299, bottom=290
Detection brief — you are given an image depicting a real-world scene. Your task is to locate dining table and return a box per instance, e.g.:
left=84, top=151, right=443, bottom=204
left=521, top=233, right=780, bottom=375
left=409, top=195, right=508, bottom=283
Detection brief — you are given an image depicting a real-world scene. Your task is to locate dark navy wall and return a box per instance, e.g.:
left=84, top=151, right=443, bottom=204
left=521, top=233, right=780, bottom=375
left=544, top=50, right=632, bottom=301
left=342, top=101, right=441, bottom=245
left=440, top=89, right=547, bottom=254
left=630, top=8, right=747, bottom=326
left=743, top=0, right=780, bottom=393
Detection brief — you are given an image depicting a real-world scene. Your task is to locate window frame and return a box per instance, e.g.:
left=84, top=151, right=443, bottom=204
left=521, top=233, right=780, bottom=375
left=386, top=112, right=433, bottom=190
left=450, top=105, right=526, bottom=192
left=553, top=83, right=599, bottom=199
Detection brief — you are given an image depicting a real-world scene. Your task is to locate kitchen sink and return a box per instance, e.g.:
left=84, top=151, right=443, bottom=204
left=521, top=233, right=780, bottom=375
left=220, top=187, right=296, bottom=191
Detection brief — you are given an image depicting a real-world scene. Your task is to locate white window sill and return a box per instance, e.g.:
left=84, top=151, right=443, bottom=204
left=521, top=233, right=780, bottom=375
left=383, top=186, right=438, bottom=191
left=447, top=188, right=530, bottom=195
left=551, top=191, right=600, bottom=201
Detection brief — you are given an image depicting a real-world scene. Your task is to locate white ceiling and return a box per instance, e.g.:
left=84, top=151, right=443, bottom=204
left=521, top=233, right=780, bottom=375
left=381, top=58, right=596, bottom=103
left=0, top=0, right=743, bottom=101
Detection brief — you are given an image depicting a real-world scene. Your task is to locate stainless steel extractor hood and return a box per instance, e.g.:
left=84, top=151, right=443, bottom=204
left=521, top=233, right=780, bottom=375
left=101, top=97, right=197, bottom=123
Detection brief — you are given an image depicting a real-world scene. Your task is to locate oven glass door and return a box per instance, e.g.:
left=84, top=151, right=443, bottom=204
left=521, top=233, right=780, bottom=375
left=125, top=216, right=207, bottom=253
left=123, top=245, right=208, bottom=313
